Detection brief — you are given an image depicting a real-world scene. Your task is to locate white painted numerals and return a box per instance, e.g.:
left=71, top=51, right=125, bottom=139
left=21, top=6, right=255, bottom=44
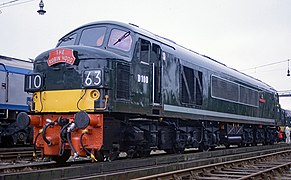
left=83, top=70, right=102, bottom=87
left=25, top=74, right=42, bottom=91
left=137, top=74, right=148, bottom=84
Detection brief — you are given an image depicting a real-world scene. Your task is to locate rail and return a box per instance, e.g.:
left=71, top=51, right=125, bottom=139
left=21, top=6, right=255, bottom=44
left=1, top=144, right=291, bottom=180
left=135, top=149, right=291, bottom=179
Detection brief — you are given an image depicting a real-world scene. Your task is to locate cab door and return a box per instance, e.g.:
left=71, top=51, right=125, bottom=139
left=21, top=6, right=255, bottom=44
left=131, top=38, right=151, bottom=113
left=131, top=39, right=163, bottom=115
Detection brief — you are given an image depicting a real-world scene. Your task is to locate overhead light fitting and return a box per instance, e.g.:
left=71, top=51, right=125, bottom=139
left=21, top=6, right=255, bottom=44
left=37, top=0, right=46, bottom=15
left=287, top=59, right=290, bottom=76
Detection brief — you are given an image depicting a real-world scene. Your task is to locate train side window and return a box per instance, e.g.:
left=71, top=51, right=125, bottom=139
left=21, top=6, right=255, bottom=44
left=140, top=39, right=151, bottom=63
left=151, top=44, right=160, bottom=62
left=152, top=43, right=161, bottom=103
left=240, top=86, right=258, bottom=106
left=211, top=76, right=239, bottom=102
left=181, top=66, right=203, bottom=105
left=196, top=71, right=203, bottom=105
left=79, top=27, right=106, bottom=47
left=133, top=38, right=151, bottom=64
left=181, top=66, right=194, bottom=103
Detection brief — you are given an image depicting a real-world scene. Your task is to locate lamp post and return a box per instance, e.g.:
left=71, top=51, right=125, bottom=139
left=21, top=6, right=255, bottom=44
left=37, top=0, right=46, bottom=15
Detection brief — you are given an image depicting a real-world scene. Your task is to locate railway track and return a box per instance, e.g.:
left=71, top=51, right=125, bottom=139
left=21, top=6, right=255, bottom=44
left=135, top=148, right=291, bottom=179
left=1, top=144, right=291, bottom=180
left=0, top=147, right=40, bottom=162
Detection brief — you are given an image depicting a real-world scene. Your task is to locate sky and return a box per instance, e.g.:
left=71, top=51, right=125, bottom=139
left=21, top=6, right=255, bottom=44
left=1, top=0, right=291, bottom=109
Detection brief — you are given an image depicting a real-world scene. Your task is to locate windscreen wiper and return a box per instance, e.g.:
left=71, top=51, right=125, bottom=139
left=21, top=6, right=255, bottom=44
left=60, top=37, right=74, bottom=42
left=113, top=31, right=130, bottom=45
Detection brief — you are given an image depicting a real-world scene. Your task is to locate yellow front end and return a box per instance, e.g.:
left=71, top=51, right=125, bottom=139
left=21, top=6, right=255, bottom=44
left=32, top=89, right=100, bottom=112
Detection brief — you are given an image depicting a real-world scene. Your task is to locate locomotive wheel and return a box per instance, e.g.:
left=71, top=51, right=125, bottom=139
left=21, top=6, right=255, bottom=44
left=137, top=149, right=151, bottom=157
left=51, top=150, right=71, bottom=163
left=198, top=145, right=210, bottom=152
left=1, top=136, right=13, bottom=147
left=128, top=150, right=151, bottom=158
left=107, top=150, right=120, bottom=161
left=127, top=145, right=151, bottom=158
left=94, top=150, right=105, bottom=162
left=165, top=149, right=174, bottom=154
left=127, top=149, right=138, bottom=158
left=165, top=147, right=185, bottom=154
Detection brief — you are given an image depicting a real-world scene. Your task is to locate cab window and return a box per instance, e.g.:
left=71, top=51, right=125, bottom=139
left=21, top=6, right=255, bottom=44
left=133, top=38, right=151, bottom=63
left=79, top=27, right=106, bottom=47
left=58, top=33, right=77, bottom=47
left=108, top=28, right=132, bottom=51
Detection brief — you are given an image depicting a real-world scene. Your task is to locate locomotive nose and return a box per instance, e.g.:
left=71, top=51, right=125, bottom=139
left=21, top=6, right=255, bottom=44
left=16, top=112, right=31, bottom=129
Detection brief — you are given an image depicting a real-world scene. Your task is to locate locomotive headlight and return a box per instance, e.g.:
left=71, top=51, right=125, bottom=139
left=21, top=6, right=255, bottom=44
left=33, top=93, right=38, bottom=102
left=90, top=89, right=100, bottom=100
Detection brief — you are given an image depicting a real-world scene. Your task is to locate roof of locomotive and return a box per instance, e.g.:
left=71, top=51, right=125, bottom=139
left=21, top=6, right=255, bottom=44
left=63, top=21, right=277, bottom=93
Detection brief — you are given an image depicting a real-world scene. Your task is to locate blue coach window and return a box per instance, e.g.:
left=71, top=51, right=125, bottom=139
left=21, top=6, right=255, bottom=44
left=108, top=29, right=132, bottom=52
